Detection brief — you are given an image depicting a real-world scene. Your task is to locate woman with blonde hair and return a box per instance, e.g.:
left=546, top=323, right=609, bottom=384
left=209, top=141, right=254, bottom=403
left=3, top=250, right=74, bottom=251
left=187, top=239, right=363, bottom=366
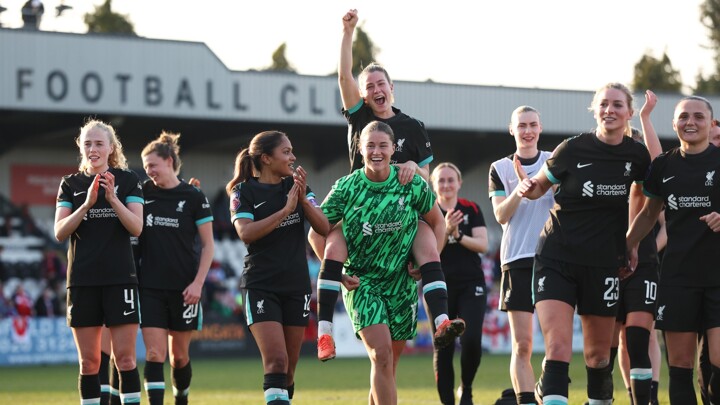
left=55, top=119, right=144, bottom=405
left=518, top=83, right=651, bottom=404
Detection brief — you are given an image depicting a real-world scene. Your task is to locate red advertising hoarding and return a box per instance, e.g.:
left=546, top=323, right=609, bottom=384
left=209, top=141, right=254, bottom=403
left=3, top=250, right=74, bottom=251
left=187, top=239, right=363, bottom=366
left=11, top=165, right=77, bottom=206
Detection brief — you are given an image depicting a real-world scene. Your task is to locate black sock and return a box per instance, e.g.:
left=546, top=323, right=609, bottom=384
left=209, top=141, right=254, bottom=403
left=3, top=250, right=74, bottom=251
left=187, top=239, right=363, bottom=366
left=110, top=358, right=120, bottom=405
left=650, top=380, right=659, bottom=405
left=669, top=366, right=697, bottom=405
left=172, top=361, right=192, bottom=404
left=263, top=373, right=289, bottom=405
left=144, top=361, right=165, bottom=405
left=540, top=360, right=569, bottom=401
left=79, top=373, right=101, bottom=403
left=420, top=262, right=448, bottom=322
left=287, top=383, right=294, bottom=399
left=99, top=352, right=111, bottom=405
left=586, top=363, right=614, bottom=402
left=119, top=368, right=141, bottom=405
left=517, top=391, right=537, bottom=404
left=626, top=326, right=651, bottom=405
left=317, top=259, right=343, bottom=324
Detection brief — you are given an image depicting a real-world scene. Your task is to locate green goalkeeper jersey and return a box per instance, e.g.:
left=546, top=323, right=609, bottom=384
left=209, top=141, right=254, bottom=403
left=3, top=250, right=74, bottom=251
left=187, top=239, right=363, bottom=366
left=321, top=166, right=436, bottom=285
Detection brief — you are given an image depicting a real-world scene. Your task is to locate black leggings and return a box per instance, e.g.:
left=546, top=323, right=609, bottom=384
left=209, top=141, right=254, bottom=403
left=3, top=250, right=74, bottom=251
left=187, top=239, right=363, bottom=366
left=428, top=280, right=487, bottom=405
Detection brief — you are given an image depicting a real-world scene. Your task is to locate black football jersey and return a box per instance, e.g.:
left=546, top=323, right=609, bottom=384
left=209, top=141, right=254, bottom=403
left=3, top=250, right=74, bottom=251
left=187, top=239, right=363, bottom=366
left=537, top=132, right=651, bottom=267
left=138, top=180, right=213, bottom=290
left=229, top=177, right=315, bottom=295
left=56, top=168, right=144, bottom=287
left=343, top=101, right=433, bottom=172
left=439, top=199, right=486, bottom=283
left=643, top=145, right=720, bottom=286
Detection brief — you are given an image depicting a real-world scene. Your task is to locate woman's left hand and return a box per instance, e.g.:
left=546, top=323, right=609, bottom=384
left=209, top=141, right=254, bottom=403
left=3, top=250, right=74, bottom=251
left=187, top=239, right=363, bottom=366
left=341, top=274, right=360, bottom=290
left=99, top=171, right=119, bottom=204
left=293, top=166, right=307, bottom=199
left=394, top=161, right=418, bottom=185
left=183, top=280, right=203, bottom=305
left=407, top=262, right=421, bottom=281
left=444, top=208, right=463, bottom=237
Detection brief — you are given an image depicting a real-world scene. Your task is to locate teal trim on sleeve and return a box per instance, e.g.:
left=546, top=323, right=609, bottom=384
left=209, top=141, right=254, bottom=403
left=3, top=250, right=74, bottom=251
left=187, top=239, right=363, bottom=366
left=233, top=212, right=253, bottom=221
left=489, top=190, right=507, bottom=198
left=417, top=155, right=433, bottom=168
left=195, top=216, right=213, bottom=226
left=347, top=99, right=363, bottom=114
left=543, top=166, right=560, bottom=184
left=57, top=201, right=73, bottom=208
left=126, top=196, right=144, bottom=204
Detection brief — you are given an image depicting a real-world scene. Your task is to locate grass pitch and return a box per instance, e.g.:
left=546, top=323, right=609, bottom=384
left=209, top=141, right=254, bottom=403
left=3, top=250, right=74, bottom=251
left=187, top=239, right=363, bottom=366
left=0, top=352, right=676, bottom=404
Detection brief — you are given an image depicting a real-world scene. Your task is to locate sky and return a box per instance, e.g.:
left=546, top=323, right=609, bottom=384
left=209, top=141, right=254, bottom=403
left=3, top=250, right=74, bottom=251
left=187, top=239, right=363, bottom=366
left=1, top=0, right=716, bottom=92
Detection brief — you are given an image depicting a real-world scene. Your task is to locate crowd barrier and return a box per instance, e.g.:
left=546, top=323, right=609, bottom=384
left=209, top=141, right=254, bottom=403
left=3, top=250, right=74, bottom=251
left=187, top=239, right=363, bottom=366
left=0, top=293, right=584, bottom=366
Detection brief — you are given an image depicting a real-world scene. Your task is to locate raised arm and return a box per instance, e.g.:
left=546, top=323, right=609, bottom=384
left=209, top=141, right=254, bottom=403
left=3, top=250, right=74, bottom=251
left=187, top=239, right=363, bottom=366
left=338, top=9, right=362, bottom=110
left=639, top=90, right=663, bottom=159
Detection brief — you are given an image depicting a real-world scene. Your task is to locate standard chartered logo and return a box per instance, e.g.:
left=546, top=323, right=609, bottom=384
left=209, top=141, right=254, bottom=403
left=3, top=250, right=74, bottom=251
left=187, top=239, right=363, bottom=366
left=667, top=193, right=711, bottom=210
left=361, top=220, right=403, bottom=236
left=582, top=181, right=626, bottom=197
left=147, top=214, right=180, bottom=228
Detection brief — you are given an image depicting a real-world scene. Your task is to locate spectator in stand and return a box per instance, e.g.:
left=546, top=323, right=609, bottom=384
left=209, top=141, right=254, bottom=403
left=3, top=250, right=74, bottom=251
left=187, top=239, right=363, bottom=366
left=21, top=0, right=43, bottom=30
left=34, top=285, right=61, bottom=317
left=12, top=284, right=33, bottom=317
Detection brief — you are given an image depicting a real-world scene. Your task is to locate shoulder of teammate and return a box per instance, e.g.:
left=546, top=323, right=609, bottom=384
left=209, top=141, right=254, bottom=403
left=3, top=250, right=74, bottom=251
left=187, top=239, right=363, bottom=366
left=57, top=172, right=78, bottom=204
left=141, top=178, right=154, bottom=192
left=229, top=182, right=250, bottom=215
left=408, top=174, right=434, bottom=206
left=111, top=168, right=143, bottom=201
left=457, top=198, right=480, bottom=215
left=342, top=99, right=367, bottom=122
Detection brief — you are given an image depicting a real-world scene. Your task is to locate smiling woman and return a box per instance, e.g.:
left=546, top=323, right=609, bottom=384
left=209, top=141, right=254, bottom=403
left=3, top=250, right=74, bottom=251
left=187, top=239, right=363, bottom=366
left=627, top=95, right=720, bottom=404
left=516, top=83, right=651, bottom=404
left=53, top=119, right=144, bottom=405
left=136, top=132, right=215, bottom=405
left=319, top=120, right=447, bottom=405
left=226, top=130, right=329, bottom=405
